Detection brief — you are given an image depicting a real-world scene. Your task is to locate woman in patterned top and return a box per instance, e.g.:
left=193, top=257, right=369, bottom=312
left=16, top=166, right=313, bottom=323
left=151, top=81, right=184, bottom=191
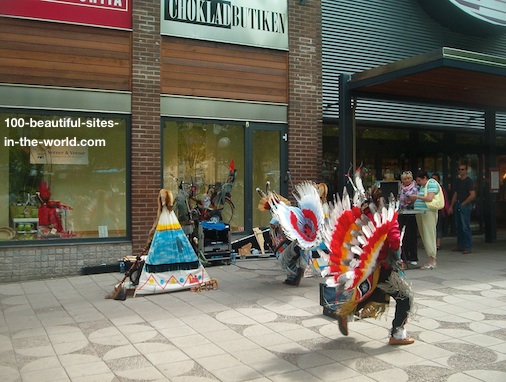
left=398, top=171, right=419, bottom=267
left=409, top=169, right=440, bottom=270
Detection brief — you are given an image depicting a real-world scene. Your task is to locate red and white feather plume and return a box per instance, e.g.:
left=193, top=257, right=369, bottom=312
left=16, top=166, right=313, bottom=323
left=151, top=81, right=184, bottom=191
left=321, top=188, right=398, bottom=293
left=321, top=189, right=363, bottom=276
left=268, top=182, right=325, bottom=250
left=257, top=181, right=290, bottom=211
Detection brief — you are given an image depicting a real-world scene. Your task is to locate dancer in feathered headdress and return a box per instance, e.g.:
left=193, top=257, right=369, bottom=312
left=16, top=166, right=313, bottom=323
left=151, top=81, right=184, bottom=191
left=320, top=167, right=415, bottom=345
left=257, top=181, right=326, bottom=286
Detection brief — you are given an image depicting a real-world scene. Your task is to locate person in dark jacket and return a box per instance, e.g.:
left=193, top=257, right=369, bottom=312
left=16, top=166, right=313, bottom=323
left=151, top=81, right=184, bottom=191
left=448, top=164, right=475, bottom=254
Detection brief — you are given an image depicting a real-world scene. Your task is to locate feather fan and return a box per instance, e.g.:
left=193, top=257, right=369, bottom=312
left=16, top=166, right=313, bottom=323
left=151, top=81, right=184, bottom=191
left=322, top=190, right=398, bottom=294
left=269, top=182, right=325, bottom=250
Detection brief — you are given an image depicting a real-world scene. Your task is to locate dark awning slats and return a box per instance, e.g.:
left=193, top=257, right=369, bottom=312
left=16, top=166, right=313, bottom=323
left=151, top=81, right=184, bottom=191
left=349, top=48, right=506, bottom=111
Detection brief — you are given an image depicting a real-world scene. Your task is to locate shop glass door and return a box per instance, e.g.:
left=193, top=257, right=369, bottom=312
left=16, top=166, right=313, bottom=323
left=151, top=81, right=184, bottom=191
left=163, top=120, right=245, bottom=231
left=251, top=125, right=288, bottom=230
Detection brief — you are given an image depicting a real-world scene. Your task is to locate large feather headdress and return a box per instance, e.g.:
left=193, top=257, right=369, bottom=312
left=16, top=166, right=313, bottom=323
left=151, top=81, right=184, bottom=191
left=257, top=181, right=291, bottom=211
left=262, top=181, right=326, bottom=250
left=321, top=167, right=399, bottom=294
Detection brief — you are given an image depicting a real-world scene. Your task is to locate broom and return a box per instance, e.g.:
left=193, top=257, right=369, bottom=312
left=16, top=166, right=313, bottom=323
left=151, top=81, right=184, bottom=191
left=106, top=253, right=144, bottom=300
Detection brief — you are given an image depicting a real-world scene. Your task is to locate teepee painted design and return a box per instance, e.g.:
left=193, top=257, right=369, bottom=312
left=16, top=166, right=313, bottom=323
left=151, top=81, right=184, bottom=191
left=135, top=190, right=210, bottom=296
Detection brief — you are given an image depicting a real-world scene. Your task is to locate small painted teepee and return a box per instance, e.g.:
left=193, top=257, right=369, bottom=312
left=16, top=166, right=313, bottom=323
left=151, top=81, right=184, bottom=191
left=135, top=189, right=211, bottom=296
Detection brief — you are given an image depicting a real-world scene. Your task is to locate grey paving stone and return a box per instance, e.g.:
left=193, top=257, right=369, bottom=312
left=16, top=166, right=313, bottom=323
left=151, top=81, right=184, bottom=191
left=1, top=234, right=506, bottom=381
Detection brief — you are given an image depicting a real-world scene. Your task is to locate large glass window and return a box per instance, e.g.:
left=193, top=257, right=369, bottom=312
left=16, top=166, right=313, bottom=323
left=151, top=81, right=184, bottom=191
left=322, top=125, right=340, bottom=195
left=0, top=111, right=128, bottom=242
left=252, top=129, right=282, bottom=228
left=163, top=120, right=244, bottom=231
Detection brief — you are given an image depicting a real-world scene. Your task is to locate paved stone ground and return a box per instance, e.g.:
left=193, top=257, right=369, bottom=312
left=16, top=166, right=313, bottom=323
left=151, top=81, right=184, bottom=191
left=1, top=233, right=506, bottom=382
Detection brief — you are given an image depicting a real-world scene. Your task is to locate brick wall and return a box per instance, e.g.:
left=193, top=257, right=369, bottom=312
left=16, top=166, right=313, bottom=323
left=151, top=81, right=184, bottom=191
left=288, top=0, right=323, bottom=186
left=131, top=1, right=162, bottom=254
left=0, top=2, right=323, bottom=283
left=0, top=243, right=131, bottom=282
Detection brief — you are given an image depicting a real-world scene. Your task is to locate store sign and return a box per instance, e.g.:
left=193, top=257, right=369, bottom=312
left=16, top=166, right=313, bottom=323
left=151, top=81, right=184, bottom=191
left=418, top=0, right=506, bottom=36
left=161, top=0, right=288, bottom=50
left=0, top=0, right=132, bottom=30
left=30, top=145, right=89, bottom=165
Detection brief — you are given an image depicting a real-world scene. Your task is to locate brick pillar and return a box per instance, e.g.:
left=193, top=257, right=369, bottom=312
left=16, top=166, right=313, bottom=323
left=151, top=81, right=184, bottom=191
left=288, top=0, right=323, bottom=186
left=131, top=1, right=161, bottom=254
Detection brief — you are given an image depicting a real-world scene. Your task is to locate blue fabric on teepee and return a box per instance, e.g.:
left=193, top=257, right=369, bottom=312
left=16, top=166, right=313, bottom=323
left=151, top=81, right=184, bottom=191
left=144, top=209, right=200, bottom=271
left=147, top=226, right=197, bottom=265
left=135, top=189, right=211, bottom=295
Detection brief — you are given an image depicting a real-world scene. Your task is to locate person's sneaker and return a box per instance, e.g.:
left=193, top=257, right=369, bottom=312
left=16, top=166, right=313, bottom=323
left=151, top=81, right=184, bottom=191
left=293, top=268, right=305, bottom=286
left=323, top=307, right=338, bottom=318
left=337, top=315, right=348, bottom=336
left=389, top=327, right=414, bottom=345
left=410, top=261, right=417, bottom=266
left=389, top=336, right=415, bottom=345
left=284, top=268, right=305, bottom=286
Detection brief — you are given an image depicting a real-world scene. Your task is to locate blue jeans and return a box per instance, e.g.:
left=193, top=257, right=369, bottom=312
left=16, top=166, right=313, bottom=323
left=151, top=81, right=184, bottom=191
left=455, top=202, right=472, bottom=250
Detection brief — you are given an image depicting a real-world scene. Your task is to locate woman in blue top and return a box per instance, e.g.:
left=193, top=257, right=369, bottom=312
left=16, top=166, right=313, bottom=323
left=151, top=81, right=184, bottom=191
left=409, top=169, right=439, bottom=270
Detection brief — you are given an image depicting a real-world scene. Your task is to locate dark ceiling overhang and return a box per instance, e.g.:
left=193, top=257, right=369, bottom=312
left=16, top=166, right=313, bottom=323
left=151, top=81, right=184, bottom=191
left=348, top=48, right=506, bottom=112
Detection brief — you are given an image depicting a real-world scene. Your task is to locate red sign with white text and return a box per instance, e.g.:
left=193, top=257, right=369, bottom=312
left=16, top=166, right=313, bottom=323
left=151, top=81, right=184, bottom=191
left=0, top=0, right=132, bottom=30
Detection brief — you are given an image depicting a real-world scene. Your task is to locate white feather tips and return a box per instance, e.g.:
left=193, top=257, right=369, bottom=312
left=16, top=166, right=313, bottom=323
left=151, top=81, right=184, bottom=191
left=325, top=275, right=337, bottom=287
left=294, top=182, right=320, bottom=206
left=269, top=182, right=325, bottom=250
left=351, top=246, right=363, bottom=255
left=337, top=271, right=355, bottom=290
left=357, top=234, right=367, bottom=246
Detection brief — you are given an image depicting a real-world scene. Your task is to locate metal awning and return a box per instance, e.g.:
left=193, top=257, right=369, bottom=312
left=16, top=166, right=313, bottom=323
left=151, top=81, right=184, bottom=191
left=348, top=47, right=506, bottom=111
left=340, top=47, right=503, bottom=243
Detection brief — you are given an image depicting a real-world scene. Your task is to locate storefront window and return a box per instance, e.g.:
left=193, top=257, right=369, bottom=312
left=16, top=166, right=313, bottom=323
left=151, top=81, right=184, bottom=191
left=418, top=131, right=443, bottom=143
left=498, top=155, right=506, bottom=223
left=358, top=128, right=409, bottom=140
left=0, top=112, right=128, bottom=242
left=456, top=133, right=483, bottom=145
left=252, top=129, right=282, bottom=228
left=322, top=125, right=339, bottom=194
left=163, top=120, right=244, bottom=231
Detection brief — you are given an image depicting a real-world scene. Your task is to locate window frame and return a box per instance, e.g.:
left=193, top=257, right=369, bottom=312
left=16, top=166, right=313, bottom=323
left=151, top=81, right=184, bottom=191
left=0, top=108, right=132, bottom=247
